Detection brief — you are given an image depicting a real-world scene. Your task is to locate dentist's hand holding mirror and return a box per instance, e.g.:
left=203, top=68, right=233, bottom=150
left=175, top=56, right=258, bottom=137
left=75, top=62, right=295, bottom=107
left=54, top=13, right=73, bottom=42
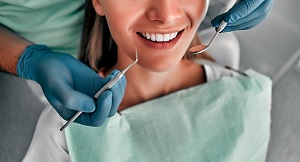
left=189, top=0, right=273, bottom=55
left=211, top=0, right=273, bottom=32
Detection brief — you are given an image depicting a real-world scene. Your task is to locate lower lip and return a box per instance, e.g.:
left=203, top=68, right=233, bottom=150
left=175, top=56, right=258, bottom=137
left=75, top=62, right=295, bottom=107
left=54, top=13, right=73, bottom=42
left=137, top=30, right=183, bottom=50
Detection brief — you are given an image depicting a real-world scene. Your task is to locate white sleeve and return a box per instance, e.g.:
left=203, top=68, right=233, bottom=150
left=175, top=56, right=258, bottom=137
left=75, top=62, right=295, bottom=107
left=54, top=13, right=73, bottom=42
left=203, top=63, right=243, bottom=82
left=22, top=106, right=71, bottom=162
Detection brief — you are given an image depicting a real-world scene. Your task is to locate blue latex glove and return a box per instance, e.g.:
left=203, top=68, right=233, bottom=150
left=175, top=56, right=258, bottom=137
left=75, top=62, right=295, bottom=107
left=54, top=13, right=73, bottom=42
left=17, top=44, right=126, bottom=127
left=211, top=0, right=273, bottom=32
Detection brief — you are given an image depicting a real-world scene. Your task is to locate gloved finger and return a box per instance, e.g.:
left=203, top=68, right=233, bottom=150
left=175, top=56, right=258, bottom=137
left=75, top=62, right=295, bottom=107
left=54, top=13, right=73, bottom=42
left=107, top=74, right=126, bottom=117
left=43, top=91, right=78, bottom=121
left=50, top=80, right=96, bottom=113
left=89, top=69, right=121, bottom=96
left=93, top=69, right=126, bottom=117
left=211, top=13, right=226, bottom=29
left=79, top=90, right=113, bottom=126
left=226, top=0, right=273, bottom=27
left=222, top=13, right=268, bottom=32
left=224, top=0, right=264, bottom=24
left=64, top=88, right=97, bottom=112
left=72, top=69, right=109, bottom=97
left=239, top=24, right=259, bottom=30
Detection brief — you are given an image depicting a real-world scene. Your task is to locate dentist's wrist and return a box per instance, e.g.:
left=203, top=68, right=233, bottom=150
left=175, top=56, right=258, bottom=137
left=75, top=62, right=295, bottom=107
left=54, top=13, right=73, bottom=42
left=0, top=25, right=33, bottom=74
left=16, top=44, right=51, bottom=81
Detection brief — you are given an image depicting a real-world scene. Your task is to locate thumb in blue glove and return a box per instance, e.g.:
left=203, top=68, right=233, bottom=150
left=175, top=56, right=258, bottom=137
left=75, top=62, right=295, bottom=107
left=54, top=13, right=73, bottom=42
left=17, top=44, right=126, bottom=127
left=211, top=0, right=273, bottom=32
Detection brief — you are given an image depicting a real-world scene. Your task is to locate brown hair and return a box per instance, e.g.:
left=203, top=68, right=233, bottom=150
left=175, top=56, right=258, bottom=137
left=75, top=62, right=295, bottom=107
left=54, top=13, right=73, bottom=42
left=78, top=0, right=117, bottom=72
left=78, top=0, right=214, bottom=72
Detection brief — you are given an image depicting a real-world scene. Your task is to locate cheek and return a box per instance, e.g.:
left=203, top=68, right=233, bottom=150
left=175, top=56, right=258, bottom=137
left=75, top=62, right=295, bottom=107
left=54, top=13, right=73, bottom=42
left=104, top=6, right=137, bottom=52
left=103, top=0, right=140, bottom=30
left=184, top=0, right=209, bottom=28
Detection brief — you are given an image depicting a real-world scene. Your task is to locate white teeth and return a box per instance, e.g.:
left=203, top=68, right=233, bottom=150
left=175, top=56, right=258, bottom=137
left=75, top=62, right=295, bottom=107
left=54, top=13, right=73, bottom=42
left=146, top=33, right=151, bottom=39
left=156, top=34, right=164, bottom=42
left=171, top=33, right=175, bottom=39
left=151, top=34, right=155, bottom=41
left=140, top=31, right=179, bottom=42
left=163, top=34, right=170, bottom=41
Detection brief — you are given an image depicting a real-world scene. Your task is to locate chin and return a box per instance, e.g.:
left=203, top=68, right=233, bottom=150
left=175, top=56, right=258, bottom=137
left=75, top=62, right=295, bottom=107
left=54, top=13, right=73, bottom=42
left=138, top=56, right=181, bottom=72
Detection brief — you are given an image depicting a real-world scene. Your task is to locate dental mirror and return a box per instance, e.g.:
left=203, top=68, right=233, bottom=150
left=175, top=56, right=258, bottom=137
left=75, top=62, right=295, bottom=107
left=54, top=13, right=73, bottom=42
left=189, top=20, right=227, bottom=55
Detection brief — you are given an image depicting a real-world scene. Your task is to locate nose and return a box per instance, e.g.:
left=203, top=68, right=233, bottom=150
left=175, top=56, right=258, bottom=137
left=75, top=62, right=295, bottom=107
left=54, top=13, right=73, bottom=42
left=146, top=0, right=182, bottom=24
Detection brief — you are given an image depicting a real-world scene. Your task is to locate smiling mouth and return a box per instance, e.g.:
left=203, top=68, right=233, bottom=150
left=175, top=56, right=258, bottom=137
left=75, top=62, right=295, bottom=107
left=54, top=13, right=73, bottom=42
left=137, top=30, right=184, bottom=42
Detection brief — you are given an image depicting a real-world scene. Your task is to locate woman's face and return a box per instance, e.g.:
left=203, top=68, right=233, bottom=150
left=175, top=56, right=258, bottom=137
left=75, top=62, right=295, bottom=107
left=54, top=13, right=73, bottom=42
left=93, top=0, right=208, bottom=72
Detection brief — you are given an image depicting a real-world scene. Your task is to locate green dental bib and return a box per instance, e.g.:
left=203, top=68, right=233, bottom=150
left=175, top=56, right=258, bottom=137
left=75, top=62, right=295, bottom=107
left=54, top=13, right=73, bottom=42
left=65, top=69, right=272, bottom=162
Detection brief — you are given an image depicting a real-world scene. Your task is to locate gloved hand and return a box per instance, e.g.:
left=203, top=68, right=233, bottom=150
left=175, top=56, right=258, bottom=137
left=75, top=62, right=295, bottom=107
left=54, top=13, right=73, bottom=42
left=211, top=0, right=273, bottom=32
left=17, top=44, right=126, bottom=127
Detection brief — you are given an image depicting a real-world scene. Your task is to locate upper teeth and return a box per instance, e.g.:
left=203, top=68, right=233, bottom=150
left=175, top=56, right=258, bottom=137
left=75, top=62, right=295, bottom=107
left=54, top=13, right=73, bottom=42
left=140, top=32, right=178, bottom=42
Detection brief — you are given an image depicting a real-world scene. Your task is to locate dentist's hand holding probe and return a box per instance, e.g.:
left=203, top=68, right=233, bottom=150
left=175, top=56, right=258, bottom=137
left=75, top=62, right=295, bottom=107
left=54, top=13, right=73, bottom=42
left=211, top=0, right=273, bottom=32
left=17, top=44, right=126, bottom=127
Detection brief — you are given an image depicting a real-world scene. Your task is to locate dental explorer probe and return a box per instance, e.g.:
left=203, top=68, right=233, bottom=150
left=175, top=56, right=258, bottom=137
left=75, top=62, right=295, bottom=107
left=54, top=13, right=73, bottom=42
left=60, top=47, right=139, bottom=131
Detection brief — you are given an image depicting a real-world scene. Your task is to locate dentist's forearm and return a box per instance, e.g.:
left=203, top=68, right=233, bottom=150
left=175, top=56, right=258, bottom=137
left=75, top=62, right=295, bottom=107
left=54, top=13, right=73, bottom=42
left=0, top=25, right=33, bottom=74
